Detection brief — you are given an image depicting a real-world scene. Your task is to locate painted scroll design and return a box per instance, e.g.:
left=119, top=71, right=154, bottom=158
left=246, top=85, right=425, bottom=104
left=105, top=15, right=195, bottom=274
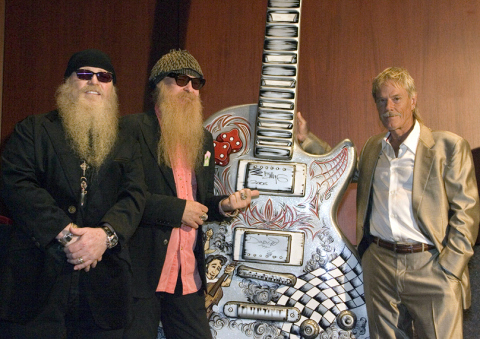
left=228, top=147, right=350, bottom=240
left=206, top=113, right=349, bottom=236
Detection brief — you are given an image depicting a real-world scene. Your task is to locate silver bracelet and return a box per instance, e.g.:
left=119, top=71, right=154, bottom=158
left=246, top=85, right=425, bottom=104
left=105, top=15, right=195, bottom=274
left=223, top=209, right=239, bottom=218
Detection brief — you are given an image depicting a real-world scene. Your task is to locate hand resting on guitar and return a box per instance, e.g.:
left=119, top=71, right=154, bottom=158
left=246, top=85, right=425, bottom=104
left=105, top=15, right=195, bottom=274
left=181, top=189, right=259, bottom=229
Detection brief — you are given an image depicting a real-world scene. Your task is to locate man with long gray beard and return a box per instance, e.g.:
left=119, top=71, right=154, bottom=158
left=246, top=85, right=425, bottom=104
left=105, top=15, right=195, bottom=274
left=122, top=50, right=258, bottom=339
left=0, top=49, right=146, bottom=338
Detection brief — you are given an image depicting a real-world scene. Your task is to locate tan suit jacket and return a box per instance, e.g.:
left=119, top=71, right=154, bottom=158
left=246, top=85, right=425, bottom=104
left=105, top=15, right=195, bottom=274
left=356, top=123, right=480, bottom=308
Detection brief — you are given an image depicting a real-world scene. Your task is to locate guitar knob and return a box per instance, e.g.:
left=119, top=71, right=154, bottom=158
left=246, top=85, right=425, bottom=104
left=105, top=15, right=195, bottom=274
left=300, top=319, right=320, bottom=339
left=336, top=310, right=357, bottom=330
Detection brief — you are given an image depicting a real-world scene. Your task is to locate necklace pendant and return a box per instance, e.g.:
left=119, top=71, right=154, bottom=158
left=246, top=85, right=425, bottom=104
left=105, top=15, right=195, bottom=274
left=80, top=160, right=89, bottom=206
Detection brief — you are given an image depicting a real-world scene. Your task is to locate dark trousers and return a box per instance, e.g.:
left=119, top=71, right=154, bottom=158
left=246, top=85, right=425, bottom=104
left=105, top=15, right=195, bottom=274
left=124, top=278, right=212, bottom=339
left=0, top=267, right=124, bottom=339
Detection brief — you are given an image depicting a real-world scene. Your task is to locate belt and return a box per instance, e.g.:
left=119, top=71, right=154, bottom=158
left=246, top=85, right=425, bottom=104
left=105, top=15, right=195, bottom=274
left=372, top=237, right=435, bottom=254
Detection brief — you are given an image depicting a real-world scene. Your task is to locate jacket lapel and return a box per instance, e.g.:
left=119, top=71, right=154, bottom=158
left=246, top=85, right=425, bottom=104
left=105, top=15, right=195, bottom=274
left=43, top=111, right=80, bottom=199
left=140, top=110, right=177, bottom=195
left=195, top=151, right=207, bottom=203
left=359, top=135, right=383, bottom=224
left=412, top=124, right=435, bottom=223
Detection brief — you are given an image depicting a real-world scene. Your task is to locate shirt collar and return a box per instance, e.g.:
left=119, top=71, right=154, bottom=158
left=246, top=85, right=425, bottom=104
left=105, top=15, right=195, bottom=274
left=382, top=120, right=420, bottom=154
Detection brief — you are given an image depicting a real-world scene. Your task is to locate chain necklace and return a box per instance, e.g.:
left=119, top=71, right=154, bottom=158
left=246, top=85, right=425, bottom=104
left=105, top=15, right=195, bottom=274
left=80, top=160, right=89, bottom=206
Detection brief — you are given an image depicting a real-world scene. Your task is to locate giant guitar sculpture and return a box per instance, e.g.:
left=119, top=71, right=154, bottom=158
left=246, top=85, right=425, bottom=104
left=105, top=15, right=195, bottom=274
left=200, top=0, right=369, bottom=338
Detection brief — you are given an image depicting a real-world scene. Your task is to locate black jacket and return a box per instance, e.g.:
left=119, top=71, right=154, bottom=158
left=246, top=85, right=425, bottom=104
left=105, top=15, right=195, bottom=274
left=121, top=110, right=227, bottom=298
left=0, top=110, right=146, bottom=327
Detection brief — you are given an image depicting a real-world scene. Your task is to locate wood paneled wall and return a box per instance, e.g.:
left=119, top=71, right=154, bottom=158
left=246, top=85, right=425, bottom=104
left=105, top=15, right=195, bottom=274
left=2, top=0, right=191, bottom=144
left=4, top=0, right=480, bottom=243
left=183, top=0, right=480, bottom=244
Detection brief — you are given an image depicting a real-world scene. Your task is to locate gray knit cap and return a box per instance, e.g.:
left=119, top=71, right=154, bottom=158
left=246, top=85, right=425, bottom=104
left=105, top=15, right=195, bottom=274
left=149, top=49, right=203, bottom=88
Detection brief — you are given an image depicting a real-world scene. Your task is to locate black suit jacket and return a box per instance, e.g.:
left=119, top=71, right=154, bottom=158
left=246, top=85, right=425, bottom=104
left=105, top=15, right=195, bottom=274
left=121, top=110, right=227, bottom=299
left=0, top=110, right=146, bottom=327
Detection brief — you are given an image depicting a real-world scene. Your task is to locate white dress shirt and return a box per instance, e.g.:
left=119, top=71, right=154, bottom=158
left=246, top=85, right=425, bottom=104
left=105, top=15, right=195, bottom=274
left=369, top=121, right=433, bottom=245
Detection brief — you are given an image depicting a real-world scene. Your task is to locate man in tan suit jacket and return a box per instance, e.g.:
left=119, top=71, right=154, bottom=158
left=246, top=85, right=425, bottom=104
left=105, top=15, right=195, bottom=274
left=356, top=67, right=479, bottom=338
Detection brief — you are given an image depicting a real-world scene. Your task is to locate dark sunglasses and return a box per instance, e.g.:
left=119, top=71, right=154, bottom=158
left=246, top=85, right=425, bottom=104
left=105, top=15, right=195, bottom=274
left=167, top=73, right=206, bottom=90
left=75, top=69, right=114, bottom=83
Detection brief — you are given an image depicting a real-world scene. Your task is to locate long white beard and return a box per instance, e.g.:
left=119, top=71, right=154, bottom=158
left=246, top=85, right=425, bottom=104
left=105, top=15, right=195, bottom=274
left=56, top=81, right=119, bottom=169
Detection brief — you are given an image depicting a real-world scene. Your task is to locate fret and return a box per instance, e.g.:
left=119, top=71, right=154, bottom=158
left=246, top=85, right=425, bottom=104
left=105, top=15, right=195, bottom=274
left=262, top=65, right=297, bottom=76
left=263, top=53, right=297, bottom=64
left=255, top=0, right=302, bottom=160
left=255, top=139, right=292, bottom=147
left=257, top=130, right=292, bottom=138
left=264, top=39, right=298, bottom=51
left=257, top=111, right=294, bottom=120
left=260, top=90, right=295, bottom=100
left=257, top=121, right=293, bottom=129
left=269, top=0, right=301, bottom=7
left=259, top=100, right=293, bottom=110
left=261, top=79, right=295, bottom=87
left=255, top=147, right=291, bottom=158
left=268, top=12, right=298, bottom=23
left=266, top=25, right=298, bottom=38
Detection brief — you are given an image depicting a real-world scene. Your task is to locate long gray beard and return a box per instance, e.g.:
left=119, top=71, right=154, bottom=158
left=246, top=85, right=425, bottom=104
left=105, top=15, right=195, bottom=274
left=56, top=82, right=119, bottom=169
left=156, top=84, right=205, bottom=169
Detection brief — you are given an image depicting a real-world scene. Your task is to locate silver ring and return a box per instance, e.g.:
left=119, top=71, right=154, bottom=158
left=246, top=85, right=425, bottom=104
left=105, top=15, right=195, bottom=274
left=78, top=257, right=84, bottom=264
left=240, top=192, right=247, bottom=200
left=200, top=213, right=208, bottom=221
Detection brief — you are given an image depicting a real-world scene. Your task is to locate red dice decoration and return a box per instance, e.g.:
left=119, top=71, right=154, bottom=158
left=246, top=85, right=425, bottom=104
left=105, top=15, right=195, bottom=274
left=213, top=128, right=243, bottom=166
left=217, top=129, right=243, bottom=153
left=214, top=140, right=232, bottom=166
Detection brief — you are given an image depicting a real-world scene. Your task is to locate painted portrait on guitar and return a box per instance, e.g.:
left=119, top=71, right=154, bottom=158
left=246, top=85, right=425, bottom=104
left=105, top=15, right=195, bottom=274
left=205, top=255, right=236, bottom=319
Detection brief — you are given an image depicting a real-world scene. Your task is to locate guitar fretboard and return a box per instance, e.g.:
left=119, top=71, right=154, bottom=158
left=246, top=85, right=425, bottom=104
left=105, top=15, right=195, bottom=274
left=255, top=0, right=302, bottom=160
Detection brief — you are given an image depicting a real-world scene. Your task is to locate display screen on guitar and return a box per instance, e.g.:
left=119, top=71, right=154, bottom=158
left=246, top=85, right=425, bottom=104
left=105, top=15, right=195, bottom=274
left=233, top=228, right=305, bottom=266
left=237, top=160, right=307, bottom=196
left=245, top=162, right=295, bottom=192
left=242, top=230, right=291, bottom=263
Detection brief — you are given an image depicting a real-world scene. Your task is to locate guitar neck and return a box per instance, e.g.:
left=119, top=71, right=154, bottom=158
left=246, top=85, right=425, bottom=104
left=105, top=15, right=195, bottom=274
left=255, top=0, right=302, bottom=161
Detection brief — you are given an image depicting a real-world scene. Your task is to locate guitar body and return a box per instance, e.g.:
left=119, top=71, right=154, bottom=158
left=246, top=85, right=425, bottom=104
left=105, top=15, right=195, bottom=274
left=202, top=104, right=369, bottom=339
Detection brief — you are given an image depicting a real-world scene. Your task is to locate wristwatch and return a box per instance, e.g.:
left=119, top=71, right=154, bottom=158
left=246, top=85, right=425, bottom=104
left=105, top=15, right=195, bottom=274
left=102, top=225, right=119, bottom=249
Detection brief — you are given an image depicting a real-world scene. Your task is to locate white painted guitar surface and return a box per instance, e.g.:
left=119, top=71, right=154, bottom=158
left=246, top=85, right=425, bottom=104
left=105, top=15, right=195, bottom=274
left=202, top=103, right=368, bottom=339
